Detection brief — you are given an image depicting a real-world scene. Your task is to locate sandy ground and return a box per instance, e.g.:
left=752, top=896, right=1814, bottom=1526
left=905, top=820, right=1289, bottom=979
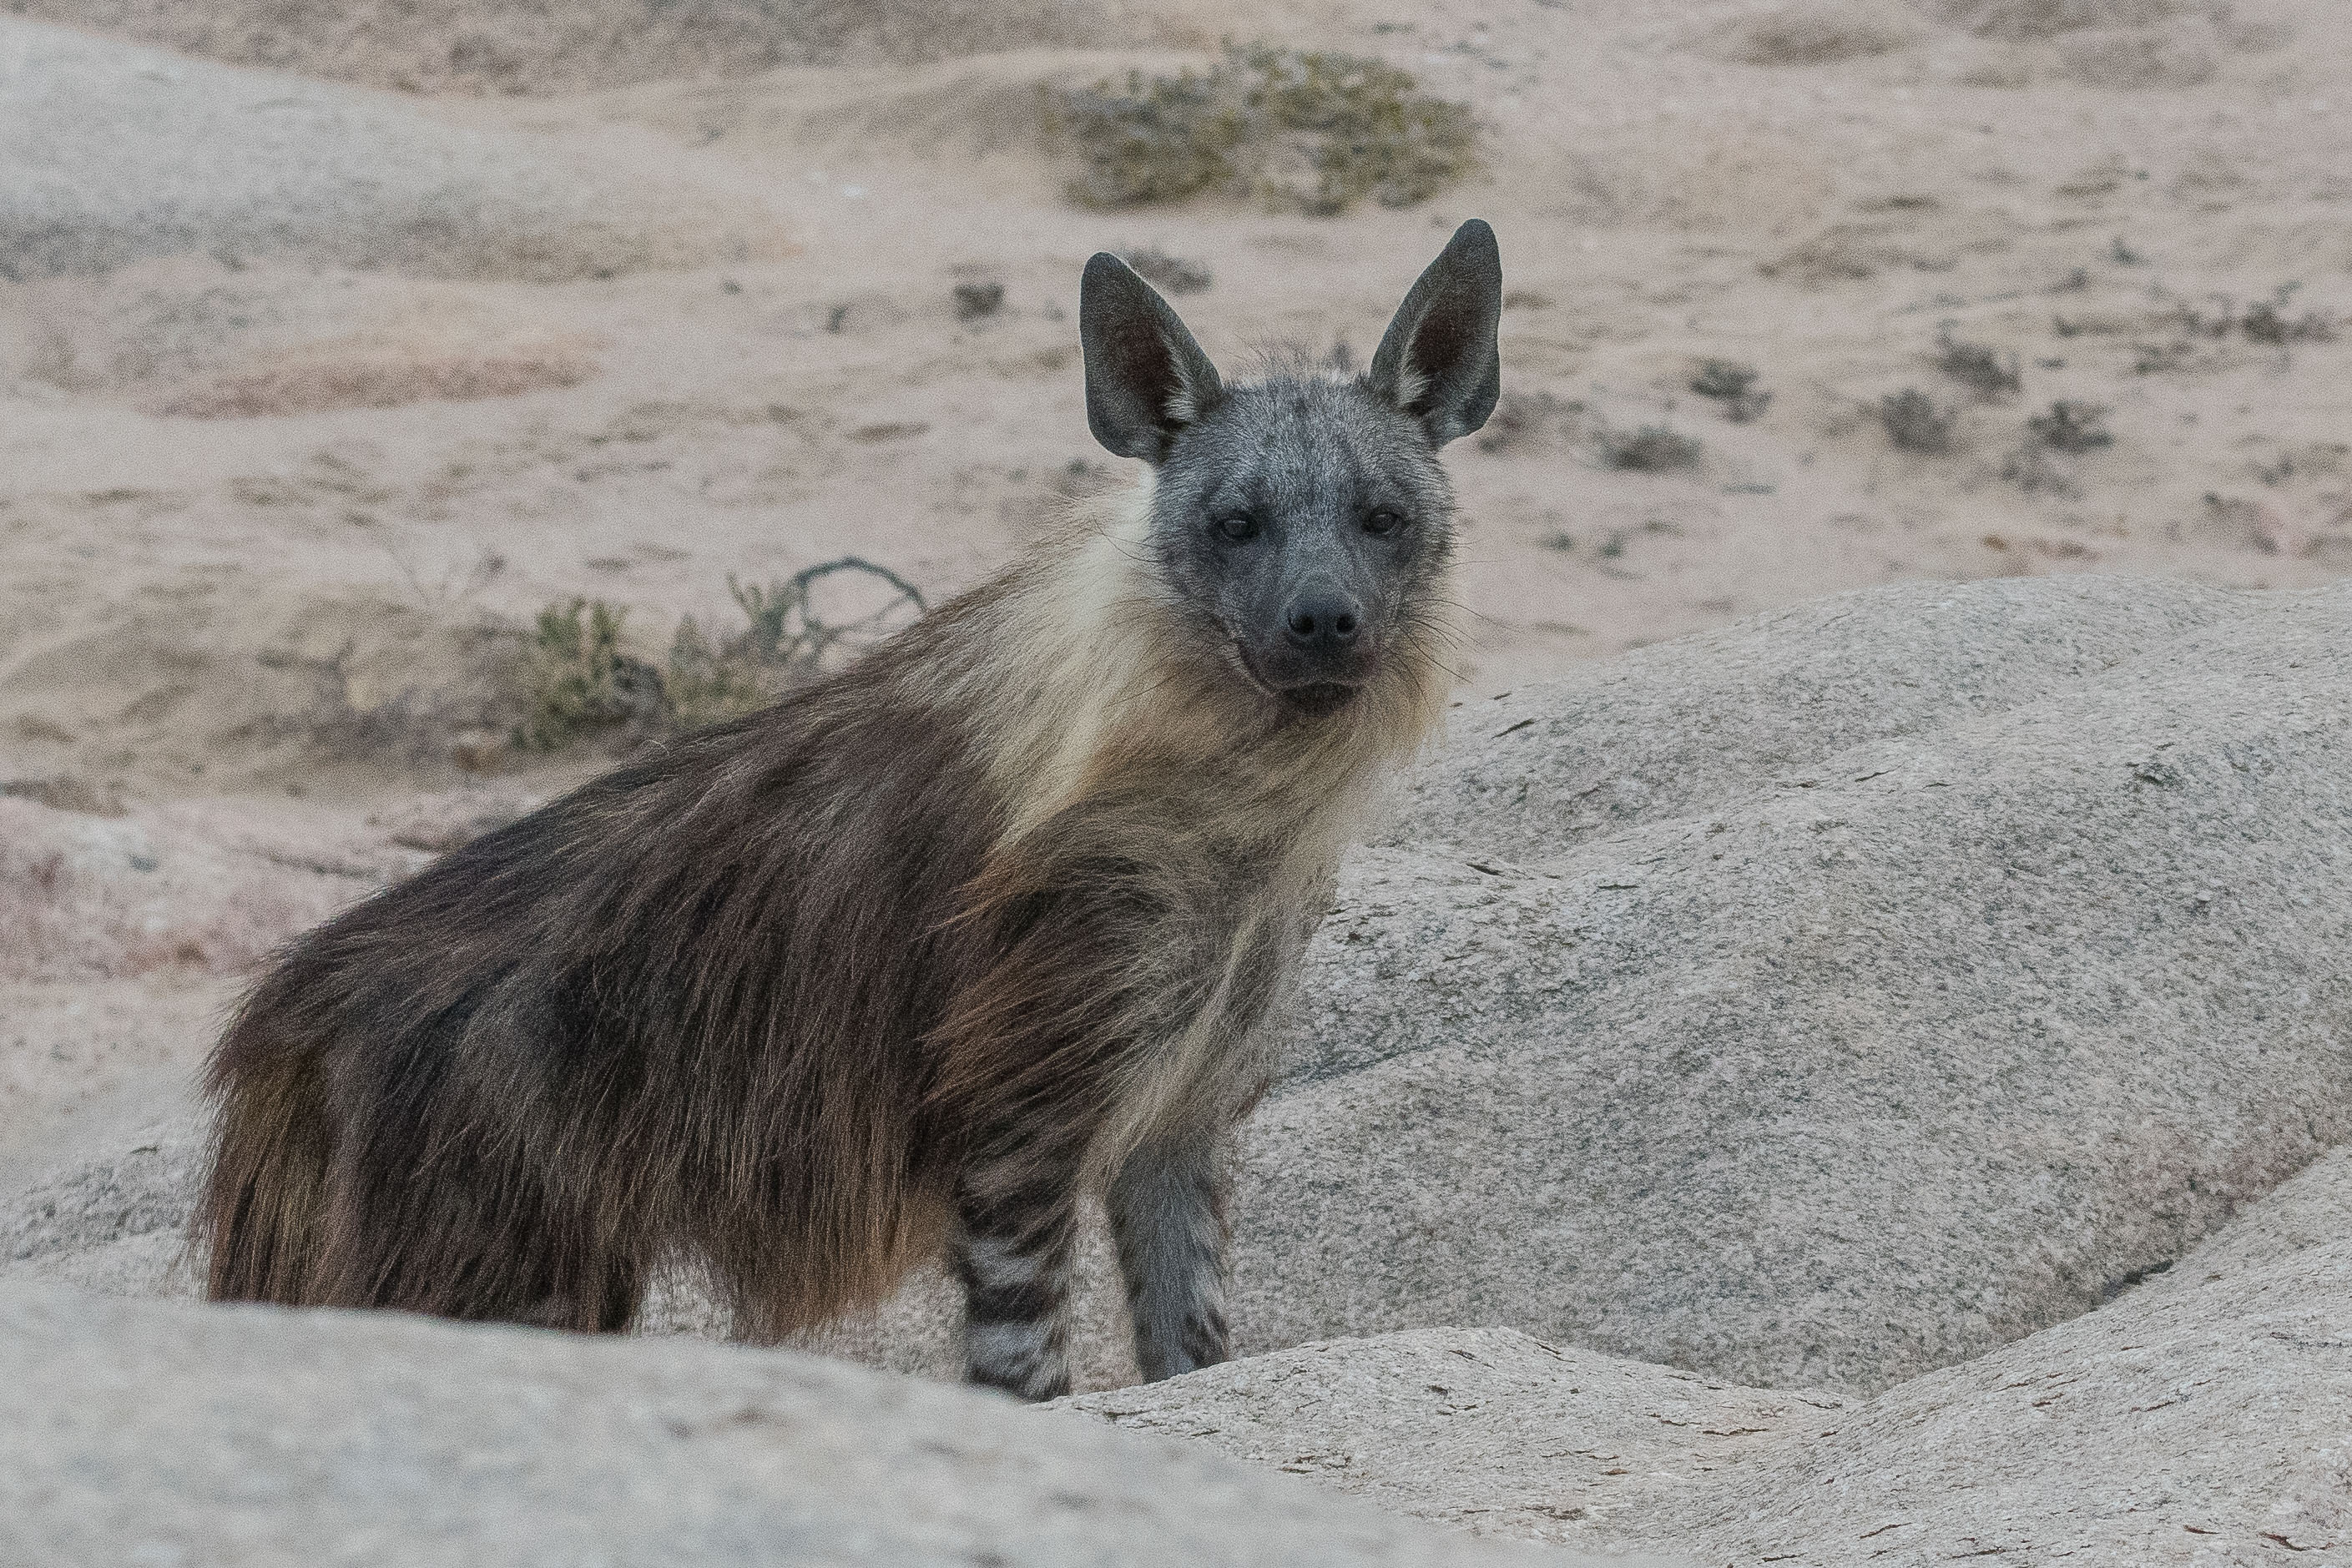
left=4, top=0, right=2349, bottom=1204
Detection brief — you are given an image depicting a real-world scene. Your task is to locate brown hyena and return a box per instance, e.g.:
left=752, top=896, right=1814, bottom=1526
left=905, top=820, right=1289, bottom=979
left=200, top=220, right=1503, bottom=1399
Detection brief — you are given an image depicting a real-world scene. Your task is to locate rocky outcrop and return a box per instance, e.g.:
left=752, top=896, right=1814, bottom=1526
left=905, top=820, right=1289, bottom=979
left=1237, top=576, right=2352, bottom=1389
left=0, top=1278, right=1573, bottom=1568
left=1069, top=1145, right=2352, bottom=1565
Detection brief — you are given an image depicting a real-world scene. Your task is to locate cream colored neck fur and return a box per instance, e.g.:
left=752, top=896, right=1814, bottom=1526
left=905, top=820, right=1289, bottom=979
left=952, top=474, right=1456, bottom=856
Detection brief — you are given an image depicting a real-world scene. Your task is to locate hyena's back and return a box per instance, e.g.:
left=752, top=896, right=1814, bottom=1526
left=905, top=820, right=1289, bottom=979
left=202, top=628, right=1004, bottom=1336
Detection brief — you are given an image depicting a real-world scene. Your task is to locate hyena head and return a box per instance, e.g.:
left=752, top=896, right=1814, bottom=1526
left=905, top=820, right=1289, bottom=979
left=1078, top=221, right=1502, bottom=718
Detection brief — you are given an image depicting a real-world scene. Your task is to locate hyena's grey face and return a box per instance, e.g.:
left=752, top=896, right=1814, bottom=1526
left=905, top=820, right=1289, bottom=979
left=1148, top=379, right=1456, bottom=714
left=1078, top=221, right=1503, bottom=718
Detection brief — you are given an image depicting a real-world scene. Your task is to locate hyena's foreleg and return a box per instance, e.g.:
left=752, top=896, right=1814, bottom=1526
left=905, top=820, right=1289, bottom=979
left=1106, top=1128, right=1231, bottom=1383
left=951, top=1143, right=1085, bottom=1401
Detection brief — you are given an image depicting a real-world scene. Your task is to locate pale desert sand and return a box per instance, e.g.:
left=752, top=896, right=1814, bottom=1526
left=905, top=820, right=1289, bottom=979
left=2, top=0, right=2349, bottom=1561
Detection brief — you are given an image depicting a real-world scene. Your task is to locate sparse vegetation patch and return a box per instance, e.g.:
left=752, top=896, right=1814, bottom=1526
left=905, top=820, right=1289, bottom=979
left=1880, top=389, right=1958, bottom=454
left=1690, top=359, right=1772, bottom=422
left=2027, top=400, right=2113, bottom=452
left=517, top=600, right=667, bottom=753
left=2168, top=287, right=2337, bottom=345
left=1595, top=423, right=1704, bottom=473
left=517, top=559, right=925, bottom=753
left=2240, top=295, right=2337, bottom=346
left=1047, top=44, right=1476, bottom=214
left=2061, top=27, right=2216, bottom=91
left=155, top=340, right=599, bottom=419
left=951, top=281, right=1005, bottom=321
left=1936, top=325, right=2022, bottom=398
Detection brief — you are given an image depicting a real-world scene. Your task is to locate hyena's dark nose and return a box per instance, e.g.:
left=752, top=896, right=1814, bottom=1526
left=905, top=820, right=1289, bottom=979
left=1284, top=592, right=1362, bottom=651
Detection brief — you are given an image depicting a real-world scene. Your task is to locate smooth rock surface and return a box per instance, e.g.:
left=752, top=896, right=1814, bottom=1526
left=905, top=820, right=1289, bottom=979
left=1071, top=1146, right=2352, bottom=1565
left=0, top=18, right=789, bottom=280
left=1237, top=575, right=2352, bottom=1390
left=0, top=1278, right=1577, bottom=1568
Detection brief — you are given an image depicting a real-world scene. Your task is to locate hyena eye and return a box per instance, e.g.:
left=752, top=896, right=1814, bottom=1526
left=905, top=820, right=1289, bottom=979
left=1214, top=513, right=1259, bottom=542
left=1363, top=509, right=1403, bottom=537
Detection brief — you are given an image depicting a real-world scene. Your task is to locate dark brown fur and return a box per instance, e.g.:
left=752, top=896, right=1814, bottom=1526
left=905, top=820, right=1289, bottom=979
left=199, top=224, right=1501, bottom=1396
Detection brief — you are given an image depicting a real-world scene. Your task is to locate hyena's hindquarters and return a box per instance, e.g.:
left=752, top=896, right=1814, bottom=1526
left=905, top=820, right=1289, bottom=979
left=204, top=1019, right=649, bottom=1333
left=1106, top=1131, right=1231, bottom=1383
left=202, top=1043, right=336, bottom=1305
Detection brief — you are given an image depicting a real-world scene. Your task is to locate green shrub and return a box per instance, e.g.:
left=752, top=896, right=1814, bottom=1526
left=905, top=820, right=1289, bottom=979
left=517, top=559, right=926, bottom=753
left=1049, top=66, right=1244, bottom=207
left=661, top=615, right=766, bottom=732
left=1048, top=43, right=1476, bottom=214
left=517, top=599, right=667, bottom=752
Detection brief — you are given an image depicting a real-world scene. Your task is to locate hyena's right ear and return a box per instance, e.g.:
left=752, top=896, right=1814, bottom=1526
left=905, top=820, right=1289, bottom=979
left=1369, top=219, right=1503, bottom=446
left=1079, top=252, right=1224, bottom=463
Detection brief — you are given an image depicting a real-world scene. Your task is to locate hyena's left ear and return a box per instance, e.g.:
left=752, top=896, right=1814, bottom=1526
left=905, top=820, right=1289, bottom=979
left=1079, top=252, right=1224, bottom=463
left=1368, top=219, right=1502, bottom=446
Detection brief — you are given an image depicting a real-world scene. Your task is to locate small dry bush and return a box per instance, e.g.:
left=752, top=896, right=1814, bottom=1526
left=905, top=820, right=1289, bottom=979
left=254, top=620, right=528, bottom=774
left=1936, top=325, right=2022, bottom=397
left=951, top=281, right=1006, bottom=321
left=1880, top=388, right=1957, bottom=453
left=1048, top=43, right=1476, bottom=214
left=1690, top=360, right=1759, bottom=400
left=2165, top=287, right=2335, bottom=345
left=2240, top=295, right=2337, bottom=345
left=1704, top=2, right=1921, bottom=65
left=1596, top=423, right=1704, bottom=473
left=517, top=559, right=926, bottom=752
left=2027, top=400, right=2113, bottom=452
left=1690, top=359, right=1773, bottom=421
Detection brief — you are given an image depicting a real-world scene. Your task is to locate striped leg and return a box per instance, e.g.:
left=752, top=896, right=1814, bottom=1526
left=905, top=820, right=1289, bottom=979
left=952, top=1162, right=1080, bottom=1402
left=1106, top=1132, right=1231, bottom=1384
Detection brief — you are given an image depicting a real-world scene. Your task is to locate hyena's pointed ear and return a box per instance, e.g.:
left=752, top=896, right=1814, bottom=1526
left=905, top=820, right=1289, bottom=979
left=1080, top=252, right=1224, bottom=463
left=1368, top=219, right=1502, bottom=446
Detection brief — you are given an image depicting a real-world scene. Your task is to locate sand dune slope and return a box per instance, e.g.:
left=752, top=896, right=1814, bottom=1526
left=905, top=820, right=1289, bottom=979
left=0, top=17, right=790, bottom=280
